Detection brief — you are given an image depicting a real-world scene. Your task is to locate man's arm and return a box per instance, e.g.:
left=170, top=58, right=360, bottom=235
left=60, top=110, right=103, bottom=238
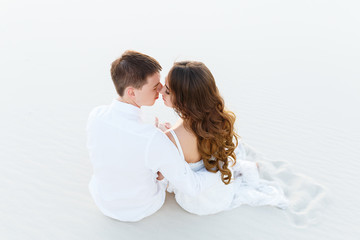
left=146, top=130, right=221, bottom=197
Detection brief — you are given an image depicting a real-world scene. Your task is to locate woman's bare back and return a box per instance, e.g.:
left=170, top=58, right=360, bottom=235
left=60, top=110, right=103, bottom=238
left=165, top=120, right=201, bottom=163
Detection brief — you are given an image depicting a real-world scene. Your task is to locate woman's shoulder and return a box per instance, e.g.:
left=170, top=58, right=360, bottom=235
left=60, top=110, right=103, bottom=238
left=164, top=119, right=184, bottom=143
left=173, top=125, right=201, bottom=163
left=164, top=124, right=190, bottom=145
left=164, top=129, right=176, bottom=146
left=170, top=124, right=196, bottom=142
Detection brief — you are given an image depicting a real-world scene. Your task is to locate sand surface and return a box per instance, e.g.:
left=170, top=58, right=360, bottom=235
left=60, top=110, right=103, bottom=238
left=1, top=1, right=359, bottom=239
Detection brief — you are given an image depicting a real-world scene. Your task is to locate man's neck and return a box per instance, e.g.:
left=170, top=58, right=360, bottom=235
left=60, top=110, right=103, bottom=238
left=117, top=96, right=140, bottom=108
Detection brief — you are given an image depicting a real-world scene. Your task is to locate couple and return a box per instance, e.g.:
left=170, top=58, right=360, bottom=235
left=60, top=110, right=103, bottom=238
left=87, top=50, right=288, bottom=222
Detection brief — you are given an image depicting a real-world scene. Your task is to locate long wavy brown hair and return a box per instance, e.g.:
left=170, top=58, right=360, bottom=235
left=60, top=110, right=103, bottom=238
left=167, top=61, right=239, bottom=185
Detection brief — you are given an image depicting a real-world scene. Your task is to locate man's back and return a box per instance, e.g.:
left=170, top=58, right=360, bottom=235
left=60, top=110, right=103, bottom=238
left=87, top=100, right=167, bottom=222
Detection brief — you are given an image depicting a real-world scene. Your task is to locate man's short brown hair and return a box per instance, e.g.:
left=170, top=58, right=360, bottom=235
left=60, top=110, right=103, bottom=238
left=110, top=50, right=162, bottom=97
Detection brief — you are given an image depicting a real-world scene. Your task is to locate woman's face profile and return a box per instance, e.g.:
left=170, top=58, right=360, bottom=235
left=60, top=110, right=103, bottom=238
left=160, top=76, right=173, bottom=108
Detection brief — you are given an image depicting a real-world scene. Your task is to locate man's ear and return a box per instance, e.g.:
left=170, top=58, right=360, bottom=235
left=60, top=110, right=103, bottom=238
left=125, top=87, right=136, bottom=99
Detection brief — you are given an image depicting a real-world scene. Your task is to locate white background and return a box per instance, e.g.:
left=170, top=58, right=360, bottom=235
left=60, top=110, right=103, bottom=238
left=1, top=1, right=359, bottom=239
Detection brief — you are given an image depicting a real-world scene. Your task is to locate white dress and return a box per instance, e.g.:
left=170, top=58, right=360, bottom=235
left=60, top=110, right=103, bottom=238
left=167, top=130, right=288, bottom=215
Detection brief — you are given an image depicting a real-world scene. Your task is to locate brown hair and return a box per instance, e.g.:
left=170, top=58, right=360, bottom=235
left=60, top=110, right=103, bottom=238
left=111, top=50, right=162, bottom=96
left=168, top=61, right=239, bottom=185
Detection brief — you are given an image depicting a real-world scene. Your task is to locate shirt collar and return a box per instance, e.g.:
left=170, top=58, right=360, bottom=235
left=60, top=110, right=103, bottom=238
left=110, top=99, right=143, bottom=121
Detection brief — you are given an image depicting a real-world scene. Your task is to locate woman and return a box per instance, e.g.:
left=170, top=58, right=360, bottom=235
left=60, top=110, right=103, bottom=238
left=159, top=61, right=288, bottom=215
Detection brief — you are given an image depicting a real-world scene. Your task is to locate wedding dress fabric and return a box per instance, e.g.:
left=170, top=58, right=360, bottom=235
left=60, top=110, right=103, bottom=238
left=167, top=130, right=288, bottom=215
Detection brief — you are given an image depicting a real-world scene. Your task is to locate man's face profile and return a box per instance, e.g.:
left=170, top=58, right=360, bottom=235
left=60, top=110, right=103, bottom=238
left=133, top=72, right=162, bottom=107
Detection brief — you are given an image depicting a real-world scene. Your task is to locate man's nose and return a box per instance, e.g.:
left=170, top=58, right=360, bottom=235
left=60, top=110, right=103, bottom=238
left=156, top=83, right=163, bottom=93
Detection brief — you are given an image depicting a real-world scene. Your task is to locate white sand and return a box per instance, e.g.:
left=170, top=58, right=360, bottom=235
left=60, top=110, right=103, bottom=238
left=1, top=1, right=359, bottom=239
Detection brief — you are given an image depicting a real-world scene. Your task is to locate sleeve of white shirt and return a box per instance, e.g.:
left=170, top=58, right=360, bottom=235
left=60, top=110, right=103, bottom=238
left=146, top=130, right=221, bottom=197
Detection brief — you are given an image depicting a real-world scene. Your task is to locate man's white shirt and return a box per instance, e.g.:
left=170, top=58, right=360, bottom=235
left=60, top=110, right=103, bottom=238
left=87, top=99, right=220, bottom=222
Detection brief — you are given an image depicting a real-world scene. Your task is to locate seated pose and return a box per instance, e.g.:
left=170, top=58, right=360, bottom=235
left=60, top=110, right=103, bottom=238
left=87, top=52, right=222, bottom=222
left=159, top=61, right=288, bottom=215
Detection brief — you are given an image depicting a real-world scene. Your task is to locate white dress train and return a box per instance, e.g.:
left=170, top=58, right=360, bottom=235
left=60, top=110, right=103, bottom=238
left=167, top=130, right=288, bottom=215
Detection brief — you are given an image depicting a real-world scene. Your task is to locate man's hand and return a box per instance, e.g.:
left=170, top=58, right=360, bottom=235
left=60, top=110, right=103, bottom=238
left=155, top=117, right=171, bottom=132
left=156, top=171, right=164, bottom=180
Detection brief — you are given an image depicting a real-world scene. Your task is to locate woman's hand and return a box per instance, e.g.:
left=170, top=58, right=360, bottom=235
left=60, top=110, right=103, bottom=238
left=156, top=171, right=164, bottom=180
left=155, top=117, right=171, bottom=132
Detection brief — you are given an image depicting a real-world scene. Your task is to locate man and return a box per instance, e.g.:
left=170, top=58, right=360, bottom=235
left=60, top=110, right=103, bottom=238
left=87, top=50, right=219, bottom=222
